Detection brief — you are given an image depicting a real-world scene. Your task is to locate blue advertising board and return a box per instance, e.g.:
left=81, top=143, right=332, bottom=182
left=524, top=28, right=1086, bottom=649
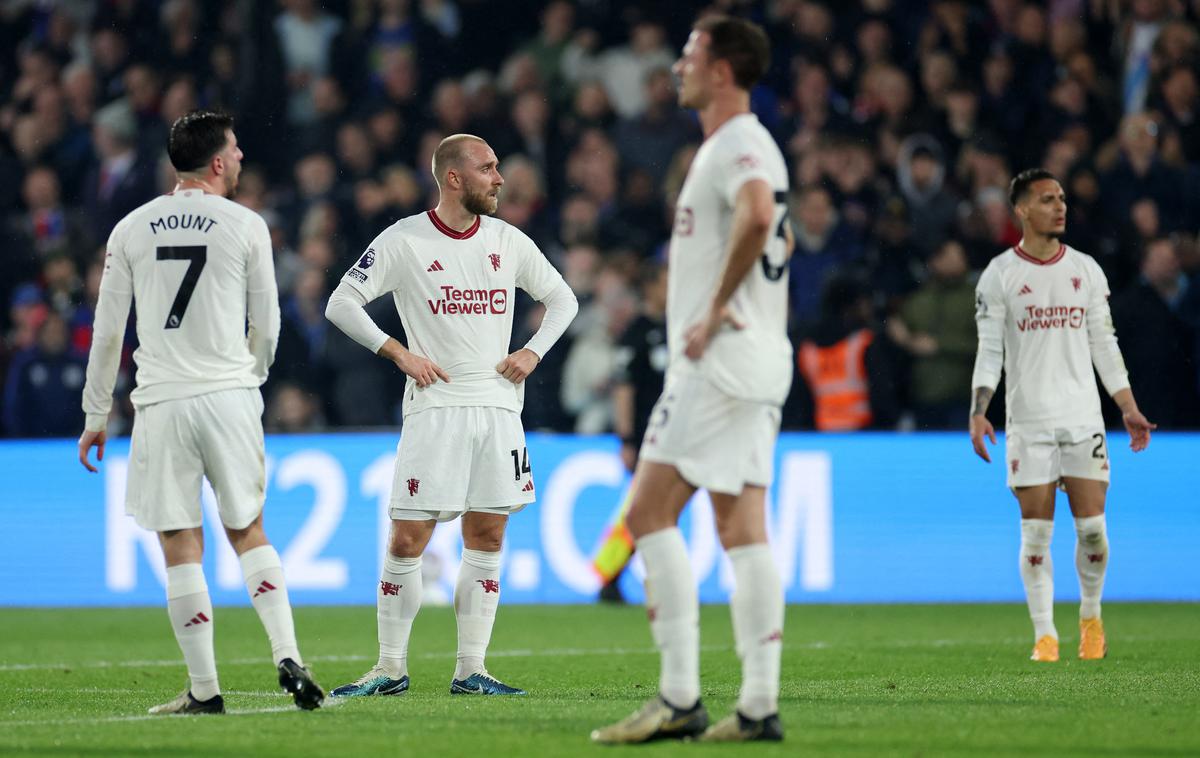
left=0, top=432, right=1195, bottom=606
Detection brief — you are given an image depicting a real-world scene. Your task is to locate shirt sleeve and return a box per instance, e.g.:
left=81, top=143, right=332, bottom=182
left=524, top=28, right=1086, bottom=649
left=338, top=235, right=405, bottom=303
left=514, top=229, right=578, bottom=359
left=719, top=139, right=775, bottom=207
left=970, top=262, right=1006, bottom=392
left=81, top=224, right=135, bottom=431
left=325, top=281, right=389, bottom=355
left=1086, top=259, right=1131, bottom=396
left=245, top=215, right=280, bottom=383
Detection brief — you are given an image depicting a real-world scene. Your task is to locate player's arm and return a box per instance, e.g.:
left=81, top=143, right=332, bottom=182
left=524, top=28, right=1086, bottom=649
left=1085, top=263, right=1155, bottom=450
left=325, top=282, right=449, bottom=388
left=245, top=216, right=281, bottom=383
left=79, top=233, right=134, bottom=472
left=683, top=177, right=776, bottom=360
left=501, top=236, right=579, bottom=384
left=968, top=265, right=1005, bottom=462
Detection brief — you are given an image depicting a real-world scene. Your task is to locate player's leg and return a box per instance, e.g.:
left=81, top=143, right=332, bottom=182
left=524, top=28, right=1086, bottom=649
left=1008, top=428, right=1062, bottom=661
left=702, top=485, right=784, bottom=742
left=130, top=399, right=224, bottom=715
left=590, top=459, right=703, bottom=744
left=224, top=516, right=323, bottom=709
left=1064, top=476, right=1110, bottom=660
left=333, top=516, right=435, bottom=697
left=448, top=510, right=525, bottom=694
left=151, top=526, right=225, bottom=714
left=1016, top=484, right=1059, bottom=660
left=202, top=388, right=323, bottom=708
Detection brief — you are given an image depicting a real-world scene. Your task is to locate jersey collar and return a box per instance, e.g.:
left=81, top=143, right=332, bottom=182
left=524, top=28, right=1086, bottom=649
left=427, top=209, right=480, bottom=240
left=1014, top=242, right=1066, bottom=266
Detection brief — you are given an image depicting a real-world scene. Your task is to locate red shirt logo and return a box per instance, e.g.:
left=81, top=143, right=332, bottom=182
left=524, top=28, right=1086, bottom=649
left=1072, top=277, right=1082, bottom=291
left=489, top=253, right=501, bottom=271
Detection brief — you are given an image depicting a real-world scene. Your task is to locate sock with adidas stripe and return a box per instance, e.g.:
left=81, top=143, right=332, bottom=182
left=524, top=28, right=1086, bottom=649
left=166, top=563, right=220, bottom=701
left=239, top=545, right=301, bottom=665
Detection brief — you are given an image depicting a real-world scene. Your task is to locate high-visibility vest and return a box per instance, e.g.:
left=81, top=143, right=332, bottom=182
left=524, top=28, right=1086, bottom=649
left=797, top=329, right=874, bottom=431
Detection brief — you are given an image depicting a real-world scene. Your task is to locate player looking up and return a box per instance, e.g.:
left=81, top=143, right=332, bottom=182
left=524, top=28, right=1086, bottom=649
left=969, top=168, right=1155, bottom=663
left=78, top=110, right=324, bottom=715
left=325, top=134, right=578, bottom=698
left=591, top=15, right=791, bottom=744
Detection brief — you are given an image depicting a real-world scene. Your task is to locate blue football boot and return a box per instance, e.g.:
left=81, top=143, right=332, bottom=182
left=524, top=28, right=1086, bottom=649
left=449, top=671, right=527, bottom=695
left=330, top=666, right=410, bottom=697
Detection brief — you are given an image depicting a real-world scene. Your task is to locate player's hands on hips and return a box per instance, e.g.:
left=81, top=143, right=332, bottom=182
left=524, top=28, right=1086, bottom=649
left=496, top=348, right=539, bottom=384
left=684, top=305, right=744, bottom=361
left=619, top=441, right=638, bottom=472
left=1122, top=408, right=1156, bottom=452
left=969, top=414, right=996, bottom=462
left=78, top=429, right=107, bottom=473
left=384, top=341, right=449, bottom=388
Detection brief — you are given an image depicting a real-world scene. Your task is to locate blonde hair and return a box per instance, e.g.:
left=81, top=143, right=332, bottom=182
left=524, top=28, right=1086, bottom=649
left=431, top=134, right=487, bottom=188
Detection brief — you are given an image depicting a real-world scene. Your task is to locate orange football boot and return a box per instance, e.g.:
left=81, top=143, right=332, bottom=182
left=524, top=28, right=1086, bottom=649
left=1030, top=635, right=1059, bottom=662
left=1079, top=618, right=1107, bottom=660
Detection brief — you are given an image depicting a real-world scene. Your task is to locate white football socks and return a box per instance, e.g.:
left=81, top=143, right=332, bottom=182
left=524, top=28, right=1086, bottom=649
left=637, top=527, right=700, bottom=709
left=1019, top=519, right=1057, bottom=641
left=165, top=563, right=219, bottom=701
left=239, top=545, right=300, bottom=666
left=377, top=554, right=422, bottom=679
left=728, top=543, right=783, bottom=720
left=1074, top=515, right=1109, bottom=620
left=454, top=548, right=502, bottom=680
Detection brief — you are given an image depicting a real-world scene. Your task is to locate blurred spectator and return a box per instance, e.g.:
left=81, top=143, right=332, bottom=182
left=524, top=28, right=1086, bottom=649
left=613, top=67, right=699, bottom=186
left=1153, top=64, right=1200, bottom=163
left=887, top=239, right=977, bottom=429
left=81, top=100, right=158, bottom=242
left=895, top=136, right=959, bottom=258
left=561, top=262, right=636, bottom=433
left=790, top=274, right=898, bottom=431
left=1100, top=111, right=1186, bottom=238
left=1111, top=238, right=1200, bottom=428
left=610, top=261, right=668, bottom=471
left=3, top=311, right=86, bottom=438
left=788, top=184, right=865, bottom=325
left=266, top=382, right=327, bottom=433
left=275, top=0, right=344, bottom=127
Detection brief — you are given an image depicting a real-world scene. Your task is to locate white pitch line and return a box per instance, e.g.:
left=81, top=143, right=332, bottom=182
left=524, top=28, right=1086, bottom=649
left=0, top=704, right=311, bottom=728
left=0, top=637, right=1028, bottom=674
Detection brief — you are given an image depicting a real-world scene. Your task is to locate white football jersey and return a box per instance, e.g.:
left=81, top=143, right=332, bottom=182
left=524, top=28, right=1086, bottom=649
left=87, top=190, right=278, bottom=410
left=667, top=113, right=792, bottom=405
left=339, top=210, right=567, bottom=416
left=971, top=243, right=1130, bottom=431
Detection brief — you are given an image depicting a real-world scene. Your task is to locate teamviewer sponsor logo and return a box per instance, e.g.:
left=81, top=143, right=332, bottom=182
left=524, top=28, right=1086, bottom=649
left=1016, top=305, right=1085, bottom=331
left=427, top=286, right=508, bottom=315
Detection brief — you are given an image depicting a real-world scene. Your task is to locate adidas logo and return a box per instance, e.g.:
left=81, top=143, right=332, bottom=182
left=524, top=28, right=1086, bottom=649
left=427, top=260, right=445, bottom=272
left=184, top=612, right=210, bottom=627
left=252, top=580, right=277, bottom=598
left=1018, top=284, right=1033, bottom=296
left=522, top=480, right=534, bottom=492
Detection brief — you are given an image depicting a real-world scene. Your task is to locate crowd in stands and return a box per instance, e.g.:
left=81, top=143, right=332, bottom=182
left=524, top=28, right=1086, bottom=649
left=4, top=0, right=1200, bottom=439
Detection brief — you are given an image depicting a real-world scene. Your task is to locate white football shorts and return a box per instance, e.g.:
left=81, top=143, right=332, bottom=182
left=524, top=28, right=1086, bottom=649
left=639, top=371, right=781, bottom=495
left=389, top=406, right=535, bottom=522
left=1005, top=424, right=1111, bottom=489
left=126, top=387, right=266, bottom=531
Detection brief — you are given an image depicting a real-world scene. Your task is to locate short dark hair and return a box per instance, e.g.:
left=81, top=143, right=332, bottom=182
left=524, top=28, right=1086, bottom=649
left=1009, top=168, right=1058, bottom=207
left=694, top=15, right=770, bottom=91
left=168, top=110, right=234, bottom=173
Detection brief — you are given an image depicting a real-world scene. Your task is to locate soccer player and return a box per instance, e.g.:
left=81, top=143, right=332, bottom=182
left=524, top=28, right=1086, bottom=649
left=969, top=168, right=1155, bottom=663
left=78, top=110, right=324, bottom=714
left=591, top=16, right=791, bottom=744
left=325, top=134, right=578, bottom=697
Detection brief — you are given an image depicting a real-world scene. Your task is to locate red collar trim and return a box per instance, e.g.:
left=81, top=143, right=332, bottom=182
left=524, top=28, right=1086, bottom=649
left=427, top=209, right=480, bottom=240
left=1014, top=243, right=1065, bottom=266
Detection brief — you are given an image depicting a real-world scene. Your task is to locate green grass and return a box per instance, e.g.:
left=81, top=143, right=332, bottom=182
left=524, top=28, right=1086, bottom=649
left=1, top=603, right=1197, bottom=756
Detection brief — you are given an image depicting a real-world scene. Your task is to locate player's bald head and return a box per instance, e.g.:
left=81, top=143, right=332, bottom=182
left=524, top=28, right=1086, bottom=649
left=432, top=134, right=488, bottom=189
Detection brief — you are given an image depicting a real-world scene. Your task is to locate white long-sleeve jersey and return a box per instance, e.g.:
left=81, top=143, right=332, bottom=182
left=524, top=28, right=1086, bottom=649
left=82, top=190, right=280, bottom=431
left=324, top=210, right=578, bottom=417
left=971, top=243, right=1130, bottom=431
left=667, top=112, right=793, bottom=406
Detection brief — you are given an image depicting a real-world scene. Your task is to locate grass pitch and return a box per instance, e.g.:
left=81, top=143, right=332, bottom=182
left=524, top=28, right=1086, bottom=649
left=1, top=603, right=1197, bottom=757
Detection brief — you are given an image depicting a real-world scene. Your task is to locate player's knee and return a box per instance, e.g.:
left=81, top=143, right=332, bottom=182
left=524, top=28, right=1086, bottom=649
left=389, top=520, right=434, bottom=557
